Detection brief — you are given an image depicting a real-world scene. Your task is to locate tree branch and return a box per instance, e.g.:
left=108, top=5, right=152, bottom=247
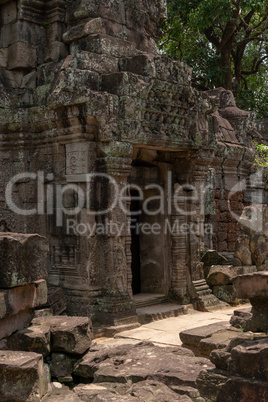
left=204, top=26, right=220, bottom=48
left=240, top=74, right=249, bottom=90
left=217, top=8, right=240, bottom=53
left=241, top=55, right=268, bottom=75
left=232, top=35, right=268, bottom=48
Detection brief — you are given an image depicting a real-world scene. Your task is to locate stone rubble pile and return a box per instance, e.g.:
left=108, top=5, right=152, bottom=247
left=6, top=316, right=93, bottom=383
left=180, top=271, right=268, bottom=401
left=2, top=324, right=215, bottom=401
left=0, top=233, right=268, bottom=401
left=71, top=339, right=209, bottom=401
left=201, top=249, right=258, bottom=304
left=206, top=264, right=256, bottom=304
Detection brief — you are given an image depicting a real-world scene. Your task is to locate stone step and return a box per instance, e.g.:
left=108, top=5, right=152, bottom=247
left=192, top=280, right=212, bottom=297
left=137, top=303, right=188, bottom=325
left=194, top=284, right=211, bottom=292
left=193, top=279, right=207, bottom=285
left=133, top=293, right=167, bottom=309
left=191, top=278, right=228, bottom=312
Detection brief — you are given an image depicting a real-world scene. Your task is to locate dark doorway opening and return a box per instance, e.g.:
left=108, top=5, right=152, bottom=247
left=130, top=190, right=141, bottom=294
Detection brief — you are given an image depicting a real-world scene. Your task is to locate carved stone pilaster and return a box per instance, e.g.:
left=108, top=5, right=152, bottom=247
left=94, top=141, right=135, bottom=322
left=170, top=183, right=188, bottom=301
left=190, top=152, right=214, bottom=280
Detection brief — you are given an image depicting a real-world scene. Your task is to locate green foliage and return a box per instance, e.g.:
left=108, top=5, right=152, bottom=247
left=43, top=22, right=50, bottom=28
left=161, top=15, right=223, bottom=89
left=161, top=0, right=268, bottom=116
left=254, top=143, right=268, bottom=167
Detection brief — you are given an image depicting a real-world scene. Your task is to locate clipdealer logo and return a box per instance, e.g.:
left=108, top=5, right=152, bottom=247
left=4, top=170, right=264, bottom=236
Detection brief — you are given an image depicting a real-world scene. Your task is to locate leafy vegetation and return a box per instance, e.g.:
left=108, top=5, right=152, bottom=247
left=161, top=0, right=268, bottom=117
left=254, top=143, right=268, bottom=166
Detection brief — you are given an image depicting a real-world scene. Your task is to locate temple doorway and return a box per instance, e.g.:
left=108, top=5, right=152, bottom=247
left=130, top=190, right=141, bottom=294
left=130, top=181, right=169, bottom=296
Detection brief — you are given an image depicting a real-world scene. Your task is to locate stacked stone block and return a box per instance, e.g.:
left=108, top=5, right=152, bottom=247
left=6, top=315, right=93, bottom=384
left=0, top=233, right=49, bottom=340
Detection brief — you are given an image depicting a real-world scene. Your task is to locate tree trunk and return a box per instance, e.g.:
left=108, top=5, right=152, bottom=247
left=232, top=44, right=246, bottom=96
left=216, top=48, right=233, bottom=90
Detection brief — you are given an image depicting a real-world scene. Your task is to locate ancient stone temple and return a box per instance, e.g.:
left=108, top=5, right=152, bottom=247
left=0, top=0, right=264, bottom=324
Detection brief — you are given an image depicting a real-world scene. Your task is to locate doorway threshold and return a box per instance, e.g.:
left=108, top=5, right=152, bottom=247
left=133, top=293, right=167, bottom=309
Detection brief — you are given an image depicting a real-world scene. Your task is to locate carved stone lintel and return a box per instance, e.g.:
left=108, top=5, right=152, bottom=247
left=18, top=0, right=66, bottom=25
left=97, top=141, right=133, bottom=176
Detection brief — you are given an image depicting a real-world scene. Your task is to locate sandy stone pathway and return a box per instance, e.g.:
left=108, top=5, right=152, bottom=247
left=97, top=304, right=250, bottom=347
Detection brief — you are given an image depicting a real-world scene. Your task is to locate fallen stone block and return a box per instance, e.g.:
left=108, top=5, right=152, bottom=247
left=226, top=332, right=268, bottom=352
left=74, top=340, right=153, bottom=379
left=201, top=250, right=228, bottom=266
left=196, top=368, right=229, bottom=402
left=0, top=283, right=36, bottom=319
left=210, top=349, right=231, bottom=370
left=0, top=350, right=48, bottom=401
left=75, top=342, right=213, bottom=387
left=198, top=328, right=240, bottom=357
left=207, top=265, right=235, bottom=286
left=229, top=338, right=268, bottom=382
left=7, top=325, right=50, bottom=357
left=0, top=233, right=48, bottom=288
left=179, top=322, right=230, bottom=354
left=74, top=341, right=150, bottom=379
left=33, top=280, right=48, bottom=308
left=209, top=331, right=267, bottom=371
left=217, top=377, right=268, bottom=402
left=212, top=284, right=239, bottom=304
left=201, top=250, right=228, bottom=277
left=32, top=316, right=92, bottom=355
left=0, top=308, right=34, bottom=340
left=230, top=307, right=252, bottom=331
